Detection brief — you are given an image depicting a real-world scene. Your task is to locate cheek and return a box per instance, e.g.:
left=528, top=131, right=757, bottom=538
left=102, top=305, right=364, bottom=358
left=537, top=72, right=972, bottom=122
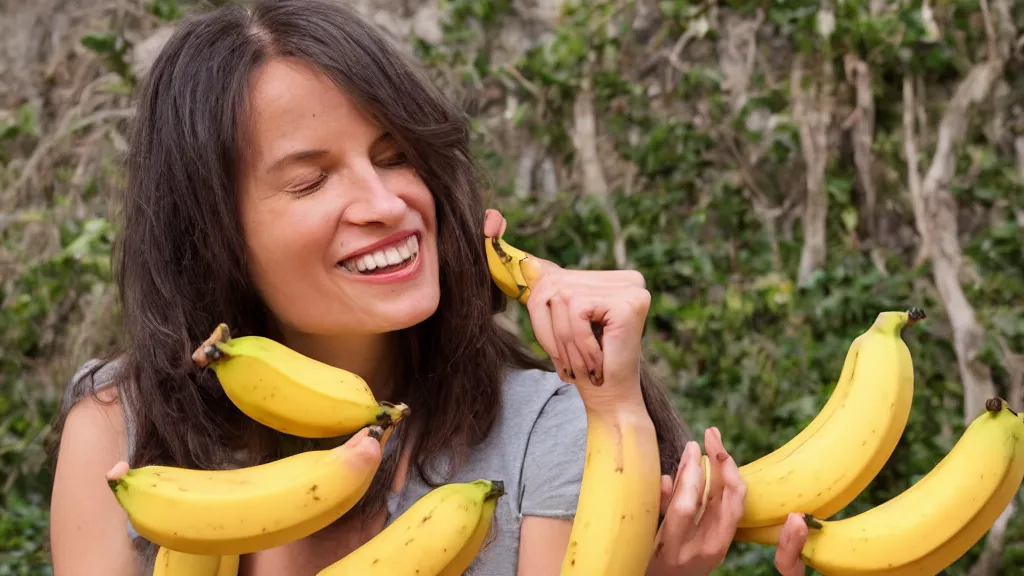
left=241, top=196, right=337, bottom=288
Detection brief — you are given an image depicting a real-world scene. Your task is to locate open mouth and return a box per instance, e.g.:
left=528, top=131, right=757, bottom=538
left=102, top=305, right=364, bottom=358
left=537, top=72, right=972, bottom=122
left=338, top=234, right=419, bottom=275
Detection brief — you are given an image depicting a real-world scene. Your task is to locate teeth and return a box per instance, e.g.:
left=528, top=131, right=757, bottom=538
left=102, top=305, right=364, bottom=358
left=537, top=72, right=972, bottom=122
left=341, top=235, right=420, bottom=273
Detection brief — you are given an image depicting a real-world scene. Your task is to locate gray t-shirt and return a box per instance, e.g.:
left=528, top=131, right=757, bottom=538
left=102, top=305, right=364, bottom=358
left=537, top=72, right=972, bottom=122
left=66, top=359, right=588, bottom=575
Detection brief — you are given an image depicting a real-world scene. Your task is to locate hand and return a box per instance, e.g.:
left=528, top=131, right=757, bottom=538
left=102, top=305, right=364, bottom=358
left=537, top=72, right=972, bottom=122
left=484, top=209, right=649, bottom=397
left=646, top=428, right=809, bottom=576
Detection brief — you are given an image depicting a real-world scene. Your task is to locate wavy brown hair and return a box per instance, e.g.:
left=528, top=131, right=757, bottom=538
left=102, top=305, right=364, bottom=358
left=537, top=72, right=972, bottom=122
left=50, top=0, right=689, bottom=567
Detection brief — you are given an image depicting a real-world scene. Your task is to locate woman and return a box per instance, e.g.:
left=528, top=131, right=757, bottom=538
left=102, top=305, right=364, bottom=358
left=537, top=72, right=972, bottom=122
left=47, top=0, right=809, bottom=574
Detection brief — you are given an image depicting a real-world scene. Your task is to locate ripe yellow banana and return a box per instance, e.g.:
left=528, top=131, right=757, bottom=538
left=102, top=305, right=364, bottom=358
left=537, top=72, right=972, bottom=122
left=152, top=547, right=239, bottom=576
left=318, top=479, right=505, bottom=575
left=110, top=426, right=393, bottom=555
left=734, top=309, right=924, bottom=531
left=192, top=323, right=409, bottom=438
left=694, top=454, right=712, bottom=525
left=560, top=409, right=662, bottom=575
left=737, top=336, right=863, bottom=478
left=484, top=234, right=542, bottom=304
left=483, top=230, right=662, bottom=575
left=792, top=398, right=1024, bottom=575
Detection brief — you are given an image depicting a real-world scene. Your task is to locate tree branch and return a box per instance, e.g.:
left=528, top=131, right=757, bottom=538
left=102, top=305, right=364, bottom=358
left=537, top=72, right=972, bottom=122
left=571, top=57, right=627, bottom=269
left=844, top=53, right=878, bottom=242
left=792, top=48, right=835, bottom=285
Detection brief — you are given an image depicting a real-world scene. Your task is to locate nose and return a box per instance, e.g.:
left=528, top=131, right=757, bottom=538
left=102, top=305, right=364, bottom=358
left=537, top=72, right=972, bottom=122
left=343, top=162, right=407, bottom=227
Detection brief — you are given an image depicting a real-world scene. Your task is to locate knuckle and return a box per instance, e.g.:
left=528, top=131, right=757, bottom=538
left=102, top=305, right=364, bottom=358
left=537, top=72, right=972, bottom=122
left=626, top=269, right=646, bottom=288
left=672, top=498, right=698, bottom=519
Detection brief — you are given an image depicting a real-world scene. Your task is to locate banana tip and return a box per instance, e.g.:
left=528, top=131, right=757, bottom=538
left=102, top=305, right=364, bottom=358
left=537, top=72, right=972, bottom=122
left=801, top=514, right=823, bottom=530
left=486, top=480, right=505, bottom=500
left=906, top=307, right=926, bottom=324
left=192, top=324, right=232, bottom=367
left=986, top=397, right=1017, bottom=416
left=378, top=402, right=411, bottom=429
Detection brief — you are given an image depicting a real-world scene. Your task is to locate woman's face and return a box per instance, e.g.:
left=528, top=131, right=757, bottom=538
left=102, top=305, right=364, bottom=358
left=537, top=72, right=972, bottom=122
left=237, top=57, right=440, bottom=344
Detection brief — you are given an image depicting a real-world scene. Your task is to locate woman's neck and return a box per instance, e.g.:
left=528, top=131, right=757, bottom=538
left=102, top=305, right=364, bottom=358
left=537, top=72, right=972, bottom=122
left=275, top=327, right=398, bottom=399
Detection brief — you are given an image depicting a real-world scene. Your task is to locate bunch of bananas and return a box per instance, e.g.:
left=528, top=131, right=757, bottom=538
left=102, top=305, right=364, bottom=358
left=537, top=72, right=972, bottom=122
left=106, top=225, right=1024, bottom=576
left=486, top=231, right=1024, bottom=575
left=108, top=322, right=504, bottom=575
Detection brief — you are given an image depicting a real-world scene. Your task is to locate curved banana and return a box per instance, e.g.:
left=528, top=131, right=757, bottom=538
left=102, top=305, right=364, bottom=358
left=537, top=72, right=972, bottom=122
left=483, top=230, right=663, bottom=575
left=153, top=547, right=239, bottom=576
left=792, top=398, right=1024, bottom=575
left=737, top=336, right=863, bottom=478
left=110, top=426, right=392, bottom=556
left=318, top=479, right=505, bottom=575
left=484, top=234, right=543, bottom=304
left=734, top=309, right=924, bottom=530
left=192, top=323, right=409, bottom=438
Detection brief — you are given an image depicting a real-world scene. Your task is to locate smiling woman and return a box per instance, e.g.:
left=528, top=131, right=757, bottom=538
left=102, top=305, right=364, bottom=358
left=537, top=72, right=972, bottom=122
left=43, top=1, right=808, bottom=575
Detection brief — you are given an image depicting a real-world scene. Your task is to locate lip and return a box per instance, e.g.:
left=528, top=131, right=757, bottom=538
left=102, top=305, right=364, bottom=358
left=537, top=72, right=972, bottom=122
left=338, top=244, right=422, bottom=285
left=338, top=230, right=419, bottom=263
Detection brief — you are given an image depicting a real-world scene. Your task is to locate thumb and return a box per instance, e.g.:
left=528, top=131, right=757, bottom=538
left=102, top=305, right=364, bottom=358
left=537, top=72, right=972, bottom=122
left=774, top=513, right=809, bottom=576
left=658, top=474, right=673, bottom=515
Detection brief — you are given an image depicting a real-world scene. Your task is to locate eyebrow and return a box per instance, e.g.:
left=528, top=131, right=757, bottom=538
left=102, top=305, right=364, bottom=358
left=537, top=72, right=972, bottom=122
left=264, top=133, right=396, bottom=175
left=266, top=148, right=329, bottom=175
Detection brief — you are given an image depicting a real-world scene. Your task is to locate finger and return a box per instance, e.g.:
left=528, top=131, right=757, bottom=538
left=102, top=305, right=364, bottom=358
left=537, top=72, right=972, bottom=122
left=570, top=297, right=606, bottom=384
left=703, top=427, right=728, bottom=505
left=656, top=441, right=705, bottom=552
left=106, top=461, right=130, bottom=481
left=524, top=289, right=561, bottom=364
left=547, top=291, right=576, bottom=378
left=774, top=513, right=809, bottom=576
left=659, top=474, right=673, bottom=516
left=483, top=209, right=505, bottom=237
left=712, top=430, right=748, bottom=539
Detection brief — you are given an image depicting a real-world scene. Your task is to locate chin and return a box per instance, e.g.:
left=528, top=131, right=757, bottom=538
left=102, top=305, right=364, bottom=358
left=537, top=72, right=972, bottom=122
left=379, top=292, right=440, bottom=332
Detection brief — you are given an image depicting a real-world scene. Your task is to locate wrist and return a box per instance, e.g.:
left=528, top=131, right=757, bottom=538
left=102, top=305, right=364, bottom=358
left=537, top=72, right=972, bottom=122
left=577, top=374, right=646, bottom=414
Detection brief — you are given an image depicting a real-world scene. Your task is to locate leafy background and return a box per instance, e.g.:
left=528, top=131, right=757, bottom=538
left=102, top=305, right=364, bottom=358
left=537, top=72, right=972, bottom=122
left=1, top=0, right=1022, bottom=574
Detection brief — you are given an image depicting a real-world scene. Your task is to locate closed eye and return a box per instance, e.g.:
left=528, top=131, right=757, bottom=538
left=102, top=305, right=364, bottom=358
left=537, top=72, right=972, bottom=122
left=377, top=151, right=409, bottom=168
left=286, top=171, right=328, bottom=196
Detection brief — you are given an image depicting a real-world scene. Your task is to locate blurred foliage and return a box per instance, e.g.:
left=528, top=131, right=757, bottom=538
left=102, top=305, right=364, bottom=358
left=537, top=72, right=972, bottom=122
left=2, top=0, right=1023, bottom=574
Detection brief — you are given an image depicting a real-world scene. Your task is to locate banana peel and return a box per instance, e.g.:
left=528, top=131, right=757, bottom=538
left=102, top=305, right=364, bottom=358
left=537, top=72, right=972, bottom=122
left=484, top=235, right=543, bottom=304
left=153, top=547, right=239, bottom=576
left=695, top=454, right=712, bottom=525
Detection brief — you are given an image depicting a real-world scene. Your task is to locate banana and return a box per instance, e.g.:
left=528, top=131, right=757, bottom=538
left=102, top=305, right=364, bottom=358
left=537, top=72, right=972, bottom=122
left=192, top=323, right=409, bottom=438
left=110, top=425, right=394, bottom=556
left=733, top=309, right=924, bottom=531
left=484, top=234, right=542, bottom=304
left=318, top=479, right=505, bottom=575
left=560, top=410, right=662, bottom=575
left=694, top=454, right=712, bottom=525
left=737, top=335, right=863, bottom=478
left=483, top=230, right=662, bottom=575
left=790, top=398, right=1024, bottom=575
left=153, top=547, right=239, bottom=576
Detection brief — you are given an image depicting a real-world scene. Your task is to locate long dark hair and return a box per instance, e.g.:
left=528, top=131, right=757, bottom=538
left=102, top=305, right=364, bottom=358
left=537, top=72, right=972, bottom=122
left=51, top=0, right=688, bottom=566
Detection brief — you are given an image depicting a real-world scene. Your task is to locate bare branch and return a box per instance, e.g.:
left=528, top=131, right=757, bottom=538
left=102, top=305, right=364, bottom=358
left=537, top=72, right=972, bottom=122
left=844, top=53, right=878, bottom=241
left=792, top=50, right=835, bottom=285
left=902, top=78, right=931, bottom=265
left=571, top=58, right=626, bottom=269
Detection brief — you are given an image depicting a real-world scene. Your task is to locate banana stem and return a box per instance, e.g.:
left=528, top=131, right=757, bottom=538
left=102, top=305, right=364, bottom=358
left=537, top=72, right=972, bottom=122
left=485, top=480, right=506, bottom=501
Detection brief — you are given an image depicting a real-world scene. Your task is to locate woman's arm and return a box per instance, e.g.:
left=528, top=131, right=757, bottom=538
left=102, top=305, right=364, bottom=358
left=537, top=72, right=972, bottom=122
left=50, top=388, right=140, bottom=576
left=518, top=516, right=573, bottom=576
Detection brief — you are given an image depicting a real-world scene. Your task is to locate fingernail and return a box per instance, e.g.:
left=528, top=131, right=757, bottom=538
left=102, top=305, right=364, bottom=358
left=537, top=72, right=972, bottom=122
left=367, top=425, right=383, bottom=441
left=716, top=451, right=729, bottom=462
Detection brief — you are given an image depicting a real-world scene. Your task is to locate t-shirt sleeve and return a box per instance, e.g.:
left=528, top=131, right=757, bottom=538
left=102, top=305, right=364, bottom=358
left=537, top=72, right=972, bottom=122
left=518, top=383, right=588, bottom=519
